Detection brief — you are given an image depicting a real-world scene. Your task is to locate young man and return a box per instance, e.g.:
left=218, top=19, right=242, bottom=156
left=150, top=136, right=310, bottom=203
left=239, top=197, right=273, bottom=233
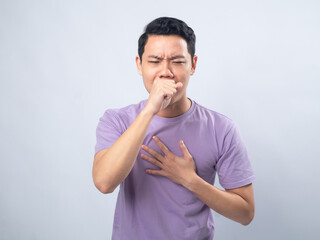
left=93, top=17, right=255, bottom=239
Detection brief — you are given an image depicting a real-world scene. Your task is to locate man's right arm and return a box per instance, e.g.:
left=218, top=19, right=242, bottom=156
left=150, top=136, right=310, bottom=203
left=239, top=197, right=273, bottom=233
left=92, top=79, right=182, bottom=194
left=92, top=108, right=155, bottom=193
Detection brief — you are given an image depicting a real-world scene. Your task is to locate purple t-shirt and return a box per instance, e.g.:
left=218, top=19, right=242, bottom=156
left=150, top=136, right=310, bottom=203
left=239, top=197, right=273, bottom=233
left=95, top=99, right=255, bottom=240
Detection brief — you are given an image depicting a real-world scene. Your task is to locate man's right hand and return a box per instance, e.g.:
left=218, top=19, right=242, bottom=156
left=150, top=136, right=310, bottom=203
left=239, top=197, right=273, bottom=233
left=144, top=78, right=183, bottom=115
left=93, top=79, right=182, bottom=194
left=94, top=79, right=180, bottom=193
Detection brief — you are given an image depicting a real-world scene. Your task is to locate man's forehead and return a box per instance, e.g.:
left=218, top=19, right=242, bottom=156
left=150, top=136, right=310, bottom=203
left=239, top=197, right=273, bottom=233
left=144, top=36, right=188, bottom=55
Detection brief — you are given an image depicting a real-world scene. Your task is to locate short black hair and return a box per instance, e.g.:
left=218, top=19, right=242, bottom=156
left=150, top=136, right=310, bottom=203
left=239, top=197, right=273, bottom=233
left=138, top=17, right=196, bottom=61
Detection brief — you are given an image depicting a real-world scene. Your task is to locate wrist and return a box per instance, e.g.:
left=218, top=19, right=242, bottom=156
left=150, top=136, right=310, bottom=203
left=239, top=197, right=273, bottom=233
left=140, top=107, right=156, bottom=119
left=142, top=101, right=160, bottom=116
left=182, top=172, right=201, bottom=192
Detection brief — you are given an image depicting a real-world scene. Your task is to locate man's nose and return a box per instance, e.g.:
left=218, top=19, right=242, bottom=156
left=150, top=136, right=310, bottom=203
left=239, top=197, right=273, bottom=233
left=159, top=61, right=174, bottom=78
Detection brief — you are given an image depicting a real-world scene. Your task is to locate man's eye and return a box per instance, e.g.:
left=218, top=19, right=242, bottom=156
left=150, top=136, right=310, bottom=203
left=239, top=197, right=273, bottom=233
left=173, top=61, right=185, bottom=64
left=149, top=61, right=160, bottom=63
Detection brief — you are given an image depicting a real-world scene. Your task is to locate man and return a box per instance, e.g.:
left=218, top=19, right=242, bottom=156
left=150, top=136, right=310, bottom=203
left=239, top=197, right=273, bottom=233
left=93, top=17, right=255, bottom=239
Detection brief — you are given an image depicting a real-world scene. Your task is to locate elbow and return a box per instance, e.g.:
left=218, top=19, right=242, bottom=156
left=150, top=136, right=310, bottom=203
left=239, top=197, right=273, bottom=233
left=92, top=168, right=116, bottom=194
left=96, top=184, right=115, bottom=194
left=93, top=177, right=116, bottom=194
left=241, top=216, right=254, bottom=226
left=241, top=207, right=255, bottom=226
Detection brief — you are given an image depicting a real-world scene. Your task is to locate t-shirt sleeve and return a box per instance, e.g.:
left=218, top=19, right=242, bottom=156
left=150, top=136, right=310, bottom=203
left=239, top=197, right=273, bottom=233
left=95, top=109, right=123, bottom=155
left=215, top=122, right=255, bottom=189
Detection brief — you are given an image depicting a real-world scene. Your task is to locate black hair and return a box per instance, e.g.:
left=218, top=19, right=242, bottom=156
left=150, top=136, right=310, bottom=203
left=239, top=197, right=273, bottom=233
left=138, top=17, right=196, bottom=61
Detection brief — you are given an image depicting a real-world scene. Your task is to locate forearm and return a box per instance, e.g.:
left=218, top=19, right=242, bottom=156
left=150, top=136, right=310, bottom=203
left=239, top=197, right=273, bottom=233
left=93, top=79, right=183, bottom=193
left=183, top=174, right=254, bottom=225
left=93, top=108, right=154, bottom=193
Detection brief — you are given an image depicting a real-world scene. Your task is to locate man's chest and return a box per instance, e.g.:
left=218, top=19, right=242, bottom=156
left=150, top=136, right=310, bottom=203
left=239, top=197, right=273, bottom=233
left=141, top=120, right=219, bottom=183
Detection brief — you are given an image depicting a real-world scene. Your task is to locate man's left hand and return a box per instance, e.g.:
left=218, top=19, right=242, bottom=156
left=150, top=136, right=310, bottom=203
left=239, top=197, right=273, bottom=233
left=141, top=136, right=197, bottom=186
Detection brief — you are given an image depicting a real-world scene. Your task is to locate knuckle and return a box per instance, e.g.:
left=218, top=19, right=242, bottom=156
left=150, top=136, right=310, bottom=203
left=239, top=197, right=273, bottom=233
left=162, top=171, right=168, bottom=177
left=167, top=155, right=174, bottom=161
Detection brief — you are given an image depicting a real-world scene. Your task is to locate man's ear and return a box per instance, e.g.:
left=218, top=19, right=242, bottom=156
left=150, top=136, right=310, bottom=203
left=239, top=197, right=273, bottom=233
left=136, top=56, right=142, bottom=75
left=190, top=55, right=198, bottom=76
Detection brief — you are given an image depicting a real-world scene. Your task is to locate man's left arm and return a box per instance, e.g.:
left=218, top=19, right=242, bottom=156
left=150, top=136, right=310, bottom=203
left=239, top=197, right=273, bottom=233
left=141, top=136, right=255, bottom=225
left=184, top=175, right=255, bottom=225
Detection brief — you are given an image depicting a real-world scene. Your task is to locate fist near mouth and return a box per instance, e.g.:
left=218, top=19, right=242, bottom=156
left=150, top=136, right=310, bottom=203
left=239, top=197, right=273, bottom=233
left=145, top=79, right=183, bottom=115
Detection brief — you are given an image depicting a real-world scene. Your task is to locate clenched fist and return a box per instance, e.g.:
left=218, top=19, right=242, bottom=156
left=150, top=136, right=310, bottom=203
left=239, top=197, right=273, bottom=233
left=145, top=78, right=183, bottom=115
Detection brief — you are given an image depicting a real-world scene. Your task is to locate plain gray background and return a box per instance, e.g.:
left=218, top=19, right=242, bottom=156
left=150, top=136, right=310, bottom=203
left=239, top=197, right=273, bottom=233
left=1, top=0, right=319, bottom=239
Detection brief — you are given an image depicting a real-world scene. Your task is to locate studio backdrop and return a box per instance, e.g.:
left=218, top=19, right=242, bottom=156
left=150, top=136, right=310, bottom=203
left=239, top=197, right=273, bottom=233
left=0, top=0, right=319, bottom=239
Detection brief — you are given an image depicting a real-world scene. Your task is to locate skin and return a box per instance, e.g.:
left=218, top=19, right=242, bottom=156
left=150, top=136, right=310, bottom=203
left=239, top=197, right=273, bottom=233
left=92, top=35, right=255, bottom=225
left=136, top=35, right=197, bottom=117
left=141, top=136, right=255, bottom=225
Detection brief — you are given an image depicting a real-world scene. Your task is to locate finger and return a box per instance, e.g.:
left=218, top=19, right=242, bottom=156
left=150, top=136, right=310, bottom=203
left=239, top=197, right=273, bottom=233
left=162, top=86, right=177, bottom=97
left=141, top=145, right=164, bottom=161
left=155, top=79, right=175, bottom=89
left=175, top=82, right=183, bottom=89
left=160, top=79, right=175, bottom=85
left=152, top=136, right=172, bottom=156
left=162, top=91, right=175, bottom=101
left=179, top=140, right=192, bottom=158
left=140, top=153, right=163, bottom=168
left=163, top=86, right=177, bottom=96
left=145, top=168, right=166, bottom=177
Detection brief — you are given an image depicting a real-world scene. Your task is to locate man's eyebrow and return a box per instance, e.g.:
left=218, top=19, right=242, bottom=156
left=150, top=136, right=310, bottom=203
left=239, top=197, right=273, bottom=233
left=169, top=55, right=186, bottom=60
left=147, top=55, right=162, bottom=60
left=147, top=55, right=186, bottom=60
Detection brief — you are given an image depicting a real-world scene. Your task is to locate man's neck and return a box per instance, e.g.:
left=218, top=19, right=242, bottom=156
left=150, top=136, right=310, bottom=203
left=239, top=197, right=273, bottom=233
left=156, top=97, right=192, bottom=118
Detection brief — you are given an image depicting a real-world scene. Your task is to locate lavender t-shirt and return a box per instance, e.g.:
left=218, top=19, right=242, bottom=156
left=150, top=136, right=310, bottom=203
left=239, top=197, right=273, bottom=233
left=95, top=99, right=255, bottom=240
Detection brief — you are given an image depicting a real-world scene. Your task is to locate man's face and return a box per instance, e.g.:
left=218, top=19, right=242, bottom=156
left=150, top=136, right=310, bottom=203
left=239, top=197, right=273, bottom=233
left=136, top=35, right=197, bottom=105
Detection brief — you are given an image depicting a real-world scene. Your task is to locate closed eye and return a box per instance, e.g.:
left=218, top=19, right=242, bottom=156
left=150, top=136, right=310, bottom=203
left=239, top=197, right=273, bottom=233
left=148, top=61, right=160, bottom=63
left=173, top=61, right=185, bottom=64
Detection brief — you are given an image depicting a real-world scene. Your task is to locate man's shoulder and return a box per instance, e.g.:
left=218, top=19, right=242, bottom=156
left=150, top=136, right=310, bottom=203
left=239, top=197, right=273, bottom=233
left=192, top=100, right=235, bottom=127
left=103, top=99, right=147, bottom=117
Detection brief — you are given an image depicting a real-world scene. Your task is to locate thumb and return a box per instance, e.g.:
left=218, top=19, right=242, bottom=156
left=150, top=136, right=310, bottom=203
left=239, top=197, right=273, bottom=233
left=175, top=82, right=183, bottom=89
